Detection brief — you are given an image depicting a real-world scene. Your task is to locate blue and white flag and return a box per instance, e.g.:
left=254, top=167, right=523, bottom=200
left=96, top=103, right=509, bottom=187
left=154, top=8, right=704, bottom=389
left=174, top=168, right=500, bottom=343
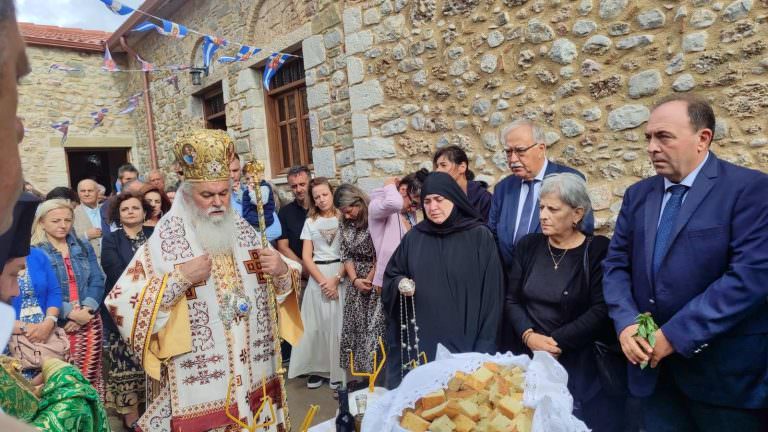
left=218, top=45, right=261, bottom=63
left=132, top=19, right=188, bottom=38
left=201, top=35, right=227, bottom=68
left=51, top=120, right=71, bottom=144
left=90, top=108, right=109, bottom=130
left=99, top=0, right=134, bottom=15
left=262, top=53, right=289, bottom=91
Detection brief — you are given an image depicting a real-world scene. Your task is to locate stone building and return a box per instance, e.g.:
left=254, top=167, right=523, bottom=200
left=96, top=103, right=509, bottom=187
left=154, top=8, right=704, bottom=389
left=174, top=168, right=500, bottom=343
left=18, top=23, right=141, bottom=194
left=23, top=0, right=768, bottom=231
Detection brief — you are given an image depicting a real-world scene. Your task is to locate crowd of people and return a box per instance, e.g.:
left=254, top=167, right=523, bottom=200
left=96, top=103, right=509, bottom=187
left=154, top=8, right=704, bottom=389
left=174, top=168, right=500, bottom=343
left=1, top=1, right=767, bottom=430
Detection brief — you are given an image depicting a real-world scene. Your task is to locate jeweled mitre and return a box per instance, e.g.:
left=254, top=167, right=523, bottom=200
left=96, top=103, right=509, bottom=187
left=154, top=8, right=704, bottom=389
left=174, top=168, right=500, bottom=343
left=172, top=129, right=234, bottom=182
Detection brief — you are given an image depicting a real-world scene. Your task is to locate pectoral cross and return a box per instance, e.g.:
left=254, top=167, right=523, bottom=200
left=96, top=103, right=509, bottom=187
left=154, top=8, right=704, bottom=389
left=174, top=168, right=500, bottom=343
left=243, top=249, right=267, bottom=284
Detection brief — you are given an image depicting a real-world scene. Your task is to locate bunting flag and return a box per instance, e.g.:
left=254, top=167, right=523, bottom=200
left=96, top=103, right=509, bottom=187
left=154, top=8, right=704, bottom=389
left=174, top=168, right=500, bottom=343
left=201, top=35, right=227, bottom=68
left=167, top=64, right=191, bottom=71
left=48, top=64, right=81, bottom=73
left=51, top=120, right=70, bottom=144
left=99, top=0, right=134, bottom=15
left=102, top=46, right=119, bottom=72
left=164, top=74, right=179, bottom=91
left=117, top=92, right=142, bottom=115
left=136, top=54, right=155, bottom=72
left=90, top=108, right=109, bottom=130
left=132, top=19, right=188, bottom=38
left=262, top=53, right=289, bottom=91
left=218, top=45, right=261, bottom=63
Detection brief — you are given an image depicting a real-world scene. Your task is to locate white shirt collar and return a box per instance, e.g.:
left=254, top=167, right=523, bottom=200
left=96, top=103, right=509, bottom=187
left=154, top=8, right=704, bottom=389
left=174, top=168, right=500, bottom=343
left=663, top=152, right=709, bottom=190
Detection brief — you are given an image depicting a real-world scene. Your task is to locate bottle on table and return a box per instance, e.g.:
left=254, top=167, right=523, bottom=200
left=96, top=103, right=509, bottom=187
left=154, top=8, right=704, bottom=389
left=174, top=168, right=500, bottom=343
left=336, top=378, right=355, bottom=432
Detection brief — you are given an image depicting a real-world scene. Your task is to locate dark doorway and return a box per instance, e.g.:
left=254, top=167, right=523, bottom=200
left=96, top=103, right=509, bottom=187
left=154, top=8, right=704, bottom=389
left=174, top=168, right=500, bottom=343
left=66, top=148, right=129, bottom=196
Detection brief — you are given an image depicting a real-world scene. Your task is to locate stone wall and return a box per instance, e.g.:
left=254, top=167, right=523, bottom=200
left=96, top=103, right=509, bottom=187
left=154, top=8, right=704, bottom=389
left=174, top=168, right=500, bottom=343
left=120, top=0, right=315, bottom=180
left=302, top=0, right=768, bottom=232
left=18, top=45, right=138, bottom=192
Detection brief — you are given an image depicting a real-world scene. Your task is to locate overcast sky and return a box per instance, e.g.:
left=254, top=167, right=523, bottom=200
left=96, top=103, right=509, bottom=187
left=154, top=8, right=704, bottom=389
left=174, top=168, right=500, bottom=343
left=16, top=0, right=140, bottom=31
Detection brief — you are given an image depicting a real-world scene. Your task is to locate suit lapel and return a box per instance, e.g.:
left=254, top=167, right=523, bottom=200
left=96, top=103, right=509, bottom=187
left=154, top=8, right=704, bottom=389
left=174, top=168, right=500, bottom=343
left=664, top=154, right=719, bottom=256
left=507, top=179, right=522, bottom=234
left=644, top=177, right=664, bottom=285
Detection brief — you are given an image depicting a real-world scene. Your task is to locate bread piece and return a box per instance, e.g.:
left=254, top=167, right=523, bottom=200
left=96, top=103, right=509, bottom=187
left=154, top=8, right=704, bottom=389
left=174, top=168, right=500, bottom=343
left=510, top=392, right=523, bottom=402
left=429, top=415, right=456, bottom=432
left=512, top=409, right=533, bottom=432
left=400, top=411, right=431, bottom=432
left=452, top=413, right=477, bottom=432
left=446, top=389, right=477, bottom=400
left=497, top=396, right=524, bottom=419
left=456, top=399, right=481, bottom=421
left=478, top=402, right=493, bottom=419
left=468, top=390, right=490, bottom=406
left=447, top=375, right=465, bottom=392
left=422, top=389, right=446, bottom=410
left=475, top=419, right=492, bottom=432
left=482, top=362, right=502, bottom=373
left=489, top=413, right=516, bottom=432
left=444, top=400, right=461, bottom=418
left=422, top=401, right=449, bottom=421
left=465, top=367, right=495, bottom=391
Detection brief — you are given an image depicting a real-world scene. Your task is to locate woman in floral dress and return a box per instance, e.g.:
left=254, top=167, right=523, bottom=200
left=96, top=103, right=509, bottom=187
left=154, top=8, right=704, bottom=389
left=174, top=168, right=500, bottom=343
left=334, top=184, right=384, bottom=375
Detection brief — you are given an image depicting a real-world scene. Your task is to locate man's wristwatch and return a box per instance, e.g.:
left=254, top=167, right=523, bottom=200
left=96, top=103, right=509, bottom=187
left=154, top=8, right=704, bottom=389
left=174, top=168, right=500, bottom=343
left=45, top=315, right=58, bottom=325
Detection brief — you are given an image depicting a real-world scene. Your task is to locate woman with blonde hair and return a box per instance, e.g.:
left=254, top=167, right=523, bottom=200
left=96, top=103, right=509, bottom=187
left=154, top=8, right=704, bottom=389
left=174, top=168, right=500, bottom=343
left=32, top=199, right=105, bottom=399
left=288, top=177, right=347, bottom=390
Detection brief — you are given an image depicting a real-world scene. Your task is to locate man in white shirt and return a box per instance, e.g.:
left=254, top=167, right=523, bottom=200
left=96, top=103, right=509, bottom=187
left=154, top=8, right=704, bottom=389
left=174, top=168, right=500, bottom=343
left=73, top=179, right=103, bottom=257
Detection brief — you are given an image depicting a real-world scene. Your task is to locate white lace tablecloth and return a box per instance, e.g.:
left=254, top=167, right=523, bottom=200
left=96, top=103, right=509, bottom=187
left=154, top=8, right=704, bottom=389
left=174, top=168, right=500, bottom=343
left=361, top=345, right=589, bottom=432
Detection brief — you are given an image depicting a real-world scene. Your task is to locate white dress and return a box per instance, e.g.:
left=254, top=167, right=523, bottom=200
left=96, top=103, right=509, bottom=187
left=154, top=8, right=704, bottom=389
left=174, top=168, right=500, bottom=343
left=287, top=215, right=347, bottom=383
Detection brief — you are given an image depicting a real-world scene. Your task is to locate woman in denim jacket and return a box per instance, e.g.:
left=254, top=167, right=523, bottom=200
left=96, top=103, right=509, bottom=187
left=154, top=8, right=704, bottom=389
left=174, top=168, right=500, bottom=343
left=32, top=198, right=105, bottom=399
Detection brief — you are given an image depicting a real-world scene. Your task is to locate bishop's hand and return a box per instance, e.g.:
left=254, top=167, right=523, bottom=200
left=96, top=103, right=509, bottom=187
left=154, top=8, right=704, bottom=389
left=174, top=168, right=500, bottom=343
left=257, top=248, right=289, bottom=276
left=179, top=254, right=212, bottom=284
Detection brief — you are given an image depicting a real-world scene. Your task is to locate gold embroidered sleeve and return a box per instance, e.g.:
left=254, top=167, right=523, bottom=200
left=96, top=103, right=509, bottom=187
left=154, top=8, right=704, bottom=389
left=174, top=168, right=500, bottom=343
left=160, top=268, right=193, bottom=308
left=272, top=266, right=298, bottom=296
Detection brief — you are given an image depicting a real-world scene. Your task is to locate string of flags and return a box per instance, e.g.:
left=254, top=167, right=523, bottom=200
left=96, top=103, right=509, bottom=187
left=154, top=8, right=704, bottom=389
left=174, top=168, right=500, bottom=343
left=95, top=0, right=292, bottom=90
left=45, top=90, right=144, bottom=144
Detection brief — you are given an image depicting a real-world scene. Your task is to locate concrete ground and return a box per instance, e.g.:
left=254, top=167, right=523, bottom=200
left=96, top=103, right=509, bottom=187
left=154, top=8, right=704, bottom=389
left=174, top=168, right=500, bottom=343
left=108, top=376, right=338, bottom=431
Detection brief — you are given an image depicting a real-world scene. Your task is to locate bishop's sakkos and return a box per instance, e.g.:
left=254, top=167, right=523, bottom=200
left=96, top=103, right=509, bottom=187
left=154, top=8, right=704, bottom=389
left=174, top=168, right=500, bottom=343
left=105, top=129, right=303, bottom=432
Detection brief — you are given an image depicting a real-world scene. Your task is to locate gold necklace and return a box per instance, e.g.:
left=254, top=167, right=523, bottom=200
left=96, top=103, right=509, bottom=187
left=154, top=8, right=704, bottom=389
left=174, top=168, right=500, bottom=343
left=547, top=241, right=569, bottom=270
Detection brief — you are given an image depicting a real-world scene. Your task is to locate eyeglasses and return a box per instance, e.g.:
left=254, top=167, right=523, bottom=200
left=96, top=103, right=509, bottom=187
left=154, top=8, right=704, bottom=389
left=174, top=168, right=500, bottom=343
left=504, top=142, right=538, bottom=158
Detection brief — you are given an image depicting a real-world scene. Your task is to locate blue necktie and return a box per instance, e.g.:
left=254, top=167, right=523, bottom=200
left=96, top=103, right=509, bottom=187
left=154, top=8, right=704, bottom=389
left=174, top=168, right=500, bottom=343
left=652, top=185, right=688, bottom=276
left=514, top=180, right=537, bottom=244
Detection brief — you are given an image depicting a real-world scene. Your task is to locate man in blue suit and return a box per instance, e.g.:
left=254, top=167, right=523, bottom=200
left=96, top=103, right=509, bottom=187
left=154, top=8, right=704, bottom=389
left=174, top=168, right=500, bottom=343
left=489, top=118, right=593, bottom=266
left=603, top=94, right=768, bottom=431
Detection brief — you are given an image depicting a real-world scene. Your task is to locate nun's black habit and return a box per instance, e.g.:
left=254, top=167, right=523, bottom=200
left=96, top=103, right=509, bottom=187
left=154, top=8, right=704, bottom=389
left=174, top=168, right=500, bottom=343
left=382, top=172, right=504, bottom=388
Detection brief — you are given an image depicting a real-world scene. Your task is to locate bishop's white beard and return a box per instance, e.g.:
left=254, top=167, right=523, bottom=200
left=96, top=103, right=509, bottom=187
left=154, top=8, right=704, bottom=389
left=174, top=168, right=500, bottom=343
left=180, top=194, right=236, bottom=255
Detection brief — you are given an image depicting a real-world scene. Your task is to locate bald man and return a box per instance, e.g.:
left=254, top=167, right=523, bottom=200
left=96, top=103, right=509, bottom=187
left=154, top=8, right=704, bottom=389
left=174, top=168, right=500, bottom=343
left=73, top=178, right=104, bottom=257
left=148, top=169, right=165, bottom=190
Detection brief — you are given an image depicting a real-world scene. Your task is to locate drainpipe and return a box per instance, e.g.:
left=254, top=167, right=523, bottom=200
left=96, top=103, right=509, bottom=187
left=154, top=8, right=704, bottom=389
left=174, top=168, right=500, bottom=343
left=119, top=36, right=159, bottom=170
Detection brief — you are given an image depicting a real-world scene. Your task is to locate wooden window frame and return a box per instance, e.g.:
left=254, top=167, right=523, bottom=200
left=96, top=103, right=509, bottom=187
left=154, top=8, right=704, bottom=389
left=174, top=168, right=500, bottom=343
left=201, top=85, right=226, bottom=130
left=264, top=60, right=312, bottom=177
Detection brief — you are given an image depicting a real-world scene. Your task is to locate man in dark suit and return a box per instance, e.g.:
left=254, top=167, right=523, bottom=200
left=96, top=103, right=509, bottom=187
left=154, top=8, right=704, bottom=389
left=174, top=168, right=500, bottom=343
left=603, top=94, right=768, bottom=431
left=489, top=118, right=594, bottom=266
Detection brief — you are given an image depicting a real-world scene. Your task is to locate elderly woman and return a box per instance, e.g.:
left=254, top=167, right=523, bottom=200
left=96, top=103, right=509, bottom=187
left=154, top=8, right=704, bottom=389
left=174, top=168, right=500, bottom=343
left=32, top=198, right=105, bottom=400
left=383, top=172, right=504, bottom=388
left=504, top=173, right=624, bottom=431
left=433, top=145, right=492, bottom=222
left=101, top=192, right=154, bottom=428
left=333, top=184, right=384, bottom=376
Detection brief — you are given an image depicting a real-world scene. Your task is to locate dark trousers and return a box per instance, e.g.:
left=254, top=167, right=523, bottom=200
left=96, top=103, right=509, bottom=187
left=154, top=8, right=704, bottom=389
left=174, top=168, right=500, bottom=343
left=643, top=367, right=768, bottom=432
left=573, top=387, right=631, bottom=432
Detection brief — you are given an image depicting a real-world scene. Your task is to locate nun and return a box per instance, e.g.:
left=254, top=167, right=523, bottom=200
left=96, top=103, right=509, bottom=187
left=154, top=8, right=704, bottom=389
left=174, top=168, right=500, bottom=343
left=382, top=172, right=504, bottom=388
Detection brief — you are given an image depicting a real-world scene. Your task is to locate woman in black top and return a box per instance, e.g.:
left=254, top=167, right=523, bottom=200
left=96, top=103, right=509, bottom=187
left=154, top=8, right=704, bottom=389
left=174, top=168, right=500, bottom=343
left=505, top=173, right=626, bottom=431
left=100, top=192, right=154, bottom=430
left=383, top=172, right=504, bottom=388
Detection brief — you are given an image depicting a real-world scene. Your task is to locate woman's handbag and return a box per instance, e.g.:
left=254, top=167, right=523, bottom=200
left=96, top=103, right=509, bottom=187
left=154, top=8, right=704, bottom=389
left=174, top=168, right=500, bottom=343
left=8, top=327, right=70, bottom=370
left=582, top=236, right=628, bottom=396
